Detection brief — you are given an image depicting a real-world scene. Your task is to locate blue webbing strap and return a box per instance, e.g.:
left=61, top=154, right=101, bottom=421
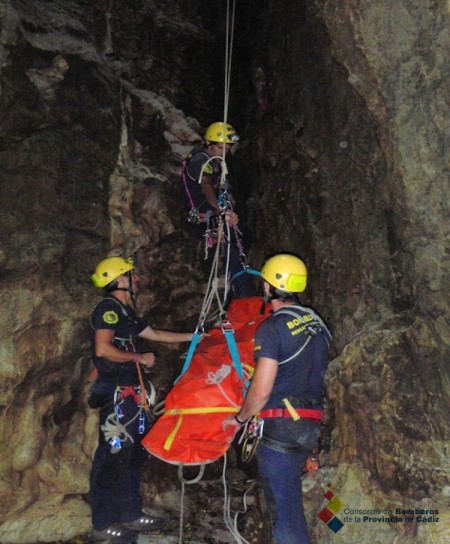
left=230, top=267, right=261, bottom=284
left=174, top=331, right=202, bottom=384
left=223, top=328, right=244, bottom=382
left=174, top=328, right=246, bottom=391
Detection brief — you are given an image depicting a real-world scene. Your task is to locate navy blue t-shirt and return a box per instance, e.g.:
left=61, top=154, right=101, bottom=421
left=185, top=146, right=221, bottom=213
left=254, top=305, right=331, bottom=409
left=90, top=296, right=148, bottom=385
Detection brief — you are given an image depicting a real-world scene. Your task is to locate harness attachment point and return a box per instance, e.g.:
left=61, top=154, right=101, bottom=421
left=239, top=416, right=264, bottom=463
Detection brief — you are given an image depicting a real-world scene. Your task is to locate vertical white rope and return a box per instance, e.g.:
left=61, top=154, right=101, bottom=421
left=222, top=0, right=236, bottom=304
left=223, top=0, right=236, bottom=122
left=192, top=1, right=238, bottom=331
left=178, top=480, right=185, bottom=544
left=222, top=453, right=252, bottom=544
left=196, top=219, right=227, bottom=330
left=223, top=0, right=230, bottom=122
left=223, top=217, right=232, bottom=301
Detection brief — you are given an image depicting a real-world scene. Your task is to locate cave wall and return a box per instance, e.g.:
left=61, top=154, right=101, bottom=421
left=0, top=1, right=219, bottom=541
left=233, top=1, right=450, bottom=542
left=0, top=0, right=449, bottom=543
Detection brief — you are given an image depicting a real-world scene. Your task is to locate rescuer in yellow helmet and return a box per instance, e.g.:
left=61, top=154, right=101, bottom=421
left=223, top=253, right=332, bottom=544
left=181, top=121, right=257, bottom=299
left=204, top=121, right=240, bottom=145
left=260, top=253, right=308, bottom=301
left=88, top=255, right=193, bottom=542
left=182, top=121, right=239, bottom=217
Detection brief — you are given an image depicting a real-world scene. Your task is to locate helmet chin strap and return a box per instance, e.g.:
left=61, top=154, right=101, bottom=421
left=126, top=271, right=136, bottom=308
left=264, top=285, right=279, bottom=303
left=265, top=285, right=299, bottom=303
left=106, top=272, right=136, bottom=306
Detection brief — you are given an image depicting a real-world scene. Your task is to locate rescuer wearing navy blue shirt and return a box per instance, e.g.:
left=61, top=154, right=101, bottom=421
left=88, top=256, right=193, bottom=544
left=223, top=253, right=332, bottom=544
left=182, top=121, right=257, bottom=299
left=90, top=296, right=148, bottom=385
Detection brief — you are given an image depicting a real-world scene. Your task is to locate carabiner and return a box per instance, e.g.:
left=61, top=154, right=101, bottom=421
left=239, top=416, right=264, bottom=463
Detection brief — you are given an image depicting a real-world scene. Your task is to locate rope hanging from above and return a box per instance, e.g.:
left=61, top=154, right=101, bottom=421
left=186, top=0, right=260, bottom=332
left=223, top=0, right=237, bottom=125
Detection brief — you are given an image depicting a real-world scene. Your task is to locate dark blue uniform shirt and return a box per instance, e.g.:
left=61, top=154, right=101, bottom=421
left=254, top=304, right=331, bottom=409
left=90, top=295, right=148, bottom=386
left=185, top=146, right=221, bottom=213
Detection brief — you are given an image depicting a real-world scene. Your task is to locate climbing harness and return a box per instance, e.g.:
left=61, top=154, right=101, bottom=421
left=275, top=305, right=332, bottom=365
left=235, top=307, right=330, bottom=464
left=101, top=382, right=157, bottom=453
left=95, top=294, right=157, bottom=414
left=182, top=150, right=248, bottom=309
left=181, top=149, right=219, bottom=225
left=92, top=291, right=160, bottom=455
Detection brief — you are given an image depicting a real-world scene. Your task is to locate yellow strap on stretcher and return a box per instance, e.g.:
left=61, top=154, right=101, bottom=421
left=282, top=397, right=301, bottom=421
left=163, top=407, right=239, bottom=451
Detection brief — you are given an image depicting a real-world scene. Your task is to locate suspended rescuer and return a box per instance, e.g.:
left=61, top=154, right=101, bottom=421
left=181, top=121, right=256, bottom=298
left=223, top=253, right=332, bottom=544
left=88, top=256, right=193, bottom=544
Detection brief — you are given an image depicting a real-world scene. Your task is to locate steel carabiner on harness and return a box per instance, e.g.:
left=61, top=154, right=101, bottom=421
left=217, top=190, right=230, bottom=211
left=138, top=411, right=146, bottom=434
left=205, top=227, right=218, bottom=249
left=187, top=207, right=201, bottom=224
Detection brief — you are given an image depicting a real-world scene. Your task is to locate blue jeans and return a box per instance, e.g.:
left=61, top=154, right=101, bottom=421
left=256, top=443, right=310, bottom=544
left=89, top=390, right=150, bottom=530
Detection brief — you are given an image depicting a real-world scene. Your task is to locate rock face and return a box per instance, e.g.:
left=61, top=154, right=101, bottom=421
left=0, top=1, right=449, bottom=543
left=234, top=1, right=450, bottom=542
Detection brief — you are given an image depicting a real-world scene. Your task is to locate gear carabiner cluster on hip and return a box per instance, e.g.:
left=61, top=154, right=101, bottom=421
left=239, top=416, right=264, bottom=463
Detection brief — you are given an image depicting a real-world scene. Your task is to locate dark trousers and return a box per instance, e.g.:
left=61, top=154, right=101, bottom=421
left=89, top=393, right=149, bottom=530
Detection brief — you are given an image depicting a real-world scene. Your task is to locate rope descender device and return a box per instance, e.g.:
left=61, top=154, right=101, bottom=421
left=239, top=416, right=264, bottom=463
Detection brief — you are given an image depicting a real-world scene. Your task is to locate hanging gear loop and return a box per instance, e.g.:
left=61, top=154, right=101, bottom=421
left=101, top=385, right=151, bottom=453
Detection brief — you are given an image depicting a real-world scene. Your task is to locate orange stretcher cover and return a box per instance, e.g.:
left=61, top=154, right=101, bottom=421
left=142, top=296, right=270, bottom=465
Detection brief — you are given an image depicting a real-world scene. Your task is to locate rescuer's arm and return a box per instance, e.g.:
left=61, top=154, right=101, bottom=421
left=95, top=329, right=156, bottom=368
left=200, top=176, right=220, bottom=211
left=223, top=356, right=278, bottom=429
left=139, top=325, right=193, bottom=344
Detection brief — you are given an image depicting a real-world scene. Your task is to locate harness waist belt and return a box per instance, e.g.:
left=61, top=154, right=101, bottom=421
left=259, top=408, right=323, bottom=422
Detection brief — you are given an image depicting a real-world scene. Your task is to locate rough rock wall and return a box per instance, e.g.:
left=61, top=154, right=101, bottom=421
left=0, top=1, right=218, bottom=542
left=234, top=1, right=450, bottom=542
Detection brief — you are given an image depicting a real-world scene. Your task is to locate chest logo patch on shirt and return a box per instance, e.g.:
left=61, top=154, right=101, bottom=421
left=103, top=310, right=119, bottom=325
left=203, top=163, right=213, bottom=175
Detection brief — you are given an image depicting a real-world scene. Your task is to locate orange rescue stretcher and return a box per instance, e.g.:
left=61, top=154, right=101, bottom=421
left=142, top=296, right=270, bottom=466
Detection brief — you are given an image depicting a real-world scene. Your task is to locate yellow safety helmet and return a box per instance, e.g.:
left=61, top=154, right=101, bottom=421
left=91, top=256, right=135, bottom=288
left=205, top=122, right=240, bottom=144
left=260, top=254, right=307, bottom=293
